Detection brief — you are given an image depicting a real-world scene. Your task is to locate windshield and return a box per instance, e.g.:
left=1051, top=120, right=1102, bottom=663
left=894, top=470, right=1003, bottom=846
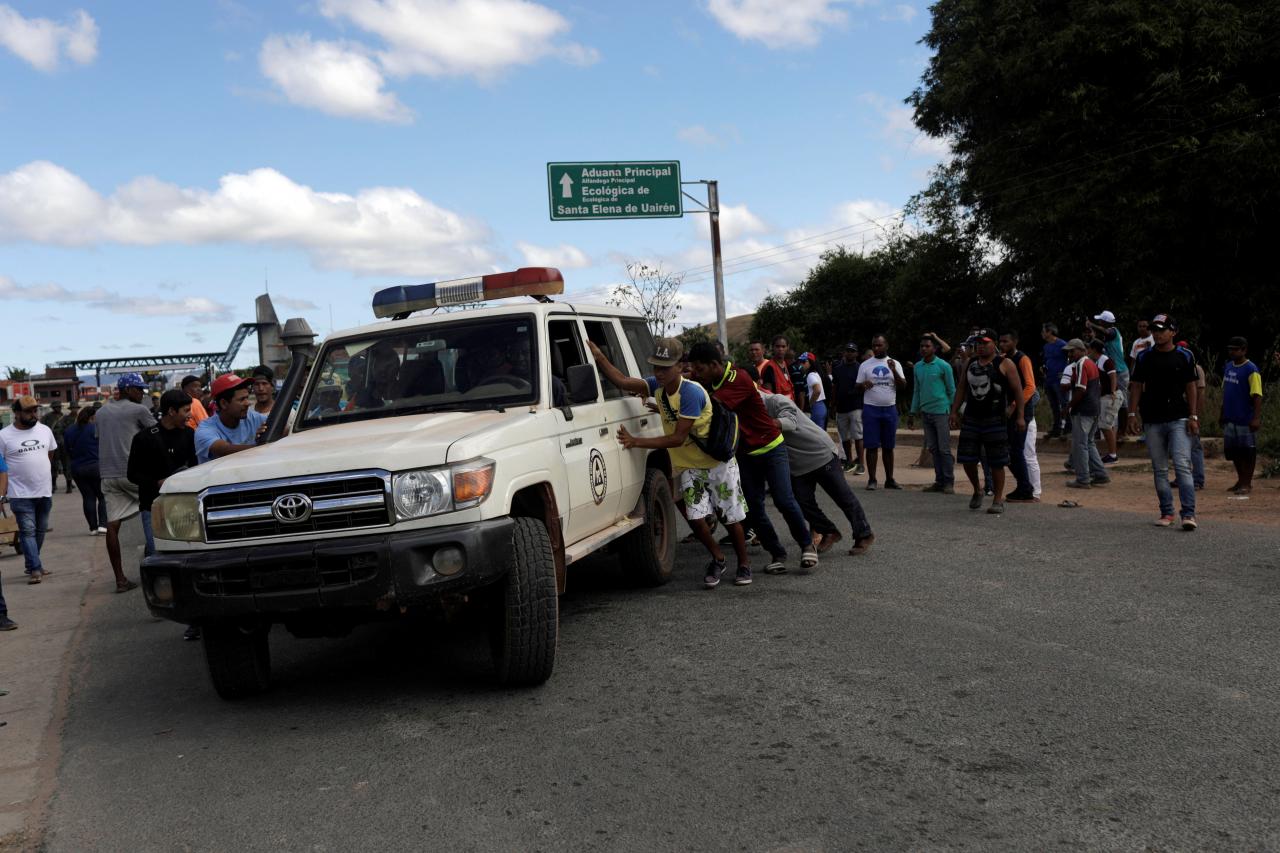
left=297, top=315, right=538, bottom=428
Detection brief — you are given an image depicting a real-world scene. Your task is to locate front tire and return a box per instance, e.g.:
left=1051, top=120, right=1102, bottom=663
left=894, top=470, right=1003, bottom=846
left=619, top=468, right=676, bottom=586
left=489, top=517, right=558, bottom=686
left=203, top=622, right=271, bottom=700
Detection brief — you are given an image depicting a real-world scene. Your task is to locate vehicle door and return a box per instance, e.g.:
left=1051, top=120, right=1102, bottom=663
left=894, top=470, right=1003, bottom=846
left=547, top=316, right=621, bottom=543
left=580, top=316, right=661, bottom=519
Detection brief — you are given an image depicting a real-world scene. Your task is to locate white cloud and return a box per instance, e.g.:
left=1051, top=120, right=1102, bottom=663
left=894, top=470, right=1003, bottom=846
left=693, top=202, right=769, bottom=243
left=677, top=125, right=720, bottom=147
left=515, top=241, right=591, bottom=269
left=862, top=94, right=952, bottom=160
left=273, top=295, right=321, bottom=310
left=0, top=5, right=97, bottom=72
left=318, top=0, right=598, bottom=79
left=0, top=274, right=235, bottom=320
left=880, top=4, right=916, bottom=22
left=260, top=34, right=411, bottom=123
left=0, top=161, right=495, bottom=278
left=707, top=0, right=855, bottom=48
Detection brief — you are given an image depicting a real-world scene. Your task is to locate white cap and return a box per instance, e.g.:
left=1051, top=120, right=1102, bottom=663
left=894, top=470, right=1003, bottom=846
left=1093, top=310, right=1116, bottom=324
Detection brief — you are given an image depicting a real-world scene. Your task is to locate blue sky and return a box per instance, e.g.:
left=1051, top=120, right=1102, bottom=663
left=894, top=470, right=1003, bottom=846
left=0, top=0, right=944, bottom=373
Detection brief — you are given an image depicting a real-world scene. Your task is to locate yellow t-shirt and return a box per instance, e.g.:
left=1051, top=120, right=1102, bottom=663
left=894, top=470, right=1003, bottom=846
left=649, top=376, right=719, bottom=473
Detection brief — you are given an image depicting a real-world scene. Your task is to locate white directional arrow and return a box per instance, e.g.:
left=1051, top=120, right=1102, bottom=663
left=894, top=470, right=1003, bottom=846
left=559, top=173, right=574, bottom=198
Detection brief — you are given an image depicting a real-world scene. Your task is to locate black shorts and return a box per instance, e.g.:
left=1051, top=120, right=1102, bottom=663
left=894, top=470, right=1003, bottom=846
left=958, top=416, right=1010, bottom=467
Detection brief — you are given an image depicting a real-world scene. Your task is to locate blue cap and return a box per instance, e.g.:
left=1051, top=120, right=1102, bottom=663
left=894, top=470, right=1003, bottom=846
left=117, top=372, right=147, bottom=391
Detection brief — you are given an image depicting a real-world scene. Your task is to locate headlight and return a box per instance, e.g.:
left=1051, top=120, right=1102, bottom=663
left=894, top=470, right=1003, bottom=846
left=152, top=494, right=204, bottom=542
left=391, top=458, right=495, bottom=522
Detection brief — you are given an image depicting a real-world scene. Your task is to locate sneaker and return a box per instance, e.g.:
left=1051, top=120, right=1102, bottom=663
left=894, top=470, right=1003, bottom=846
left=183, top=625, right=202, bottom=641
left=703, top=559, right=727, bottom=589
left=943, top=485, right=955, bottom=495
left=1181, top=516, right=1198, bottom=531
left=852, top=462, right=865, bottom=475
left=987, top=502, right=1005, bottom=515
left=969, top=492, right=983, bottom=510
left=1154, top=515, right=1175, bottom=527
left=1090, top=477, right=1111, bottom=486
left=0, top=616, right=17, bottom=631
left=763, top=558, right=787, bottom=575
left=26, top=571, right=42, bottom=585
left=1101, top=454, right=1118, bottom=464
left=1005, top=490, right=1035, bottom=502
left=866, top=480, right=878, bottom=491
left=733, top=566, right=753, bottom=586
left=1065, top=481, right=1091, bottom=489
left=883, top=479, right=902, bottom=490
left=983, top=487, right=993, bottom=496
left=841, top=461, right=854, bottom=473
left=1063, top=460, right=1075, bottom=471
left=921, top=483, right=945, bottom=493
left=95, top=526, right=107, bottom=535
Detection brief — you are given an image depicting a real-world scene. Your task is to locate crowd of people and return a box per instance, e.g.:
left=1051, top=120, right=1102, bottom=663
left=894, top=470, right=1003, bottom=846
left=0, top=368, right=277, bottom=634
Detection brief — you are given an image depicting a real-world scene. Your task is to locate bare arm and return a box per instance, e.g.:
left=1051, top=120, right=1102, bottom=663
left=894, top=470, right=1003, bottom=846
left=586, top=340, right=649, bottom=397
left=1001, top=359, right=1025, bottom=428
left=1185, top=380, right=1199, bottom=435
left=1127, top=381, right=1144, bottom=434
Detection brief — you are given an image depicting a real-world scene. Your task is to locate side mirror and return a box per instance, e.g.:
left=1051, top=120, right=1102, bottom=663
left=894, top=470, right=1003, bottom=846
left=565, top=363, right=599, bottom=405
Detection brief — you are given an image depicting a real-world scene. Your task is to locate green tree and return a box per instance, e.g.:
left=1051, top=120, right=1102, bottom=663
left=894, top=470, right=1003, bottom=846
left=5, top=366, right=30, bottom=381
left=909, top=0, right=1280, bottom=350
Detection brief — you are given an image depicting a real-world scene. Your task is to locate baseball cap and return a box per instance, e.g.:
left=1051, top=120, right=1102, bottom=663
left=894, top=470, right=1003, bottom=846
left=1065, top=338, right=1087, bottom=351
left=798, top=351, right=815, bottom=362
left=968, top=328, right=996, bottom=344
left=12, top=395, right=38, bottom=411
left=117, top=372, right=147, bottom=391
left=1228, top=336, right=1248, bottom=349
left=646, top=337, right=684, bottom=367
left=844, top=342, right=858, bottom=352
left=51, top=401, right=62, bottom=409
left=209, top=373, right=251, bottom=398
left=1149, top=313, right=1175, bottom=331
left=1093, top=310, right=1116, bottom=324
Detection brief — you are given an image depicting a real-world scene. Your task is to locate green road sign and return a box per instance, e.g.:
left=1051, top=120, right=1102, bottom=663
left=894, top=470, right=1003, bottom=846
left=547, top=161, right=683, bottom=221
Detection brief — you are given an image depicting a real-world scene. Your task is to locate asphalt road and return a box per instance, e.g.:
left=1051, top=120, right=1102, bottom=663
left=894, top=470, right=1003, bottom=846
left=43, top=489, right=1280, bottom=851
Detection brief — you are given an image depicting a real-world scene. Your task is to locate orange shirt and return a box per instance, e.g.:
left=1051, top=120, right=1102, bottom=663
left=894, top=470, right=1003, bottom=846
left=1015, top=351, right=1037, bottom=402
left=186, top=396, right=209, bottom=430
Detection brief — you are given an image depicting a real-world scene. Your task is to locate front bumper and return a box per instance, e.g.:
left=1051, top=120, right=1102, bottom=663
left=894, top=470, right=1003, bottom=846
left=141, top=517, right=515, bottom=623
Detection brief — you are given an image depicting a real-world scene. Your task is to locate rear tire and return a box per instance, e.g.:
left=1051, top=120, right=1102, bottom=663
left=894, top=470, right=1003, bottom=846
left=203, top=622, right=271, bottom=699
left=489, top=517, right=558, bottom=686
left=619, top=468, right=676, bottom=586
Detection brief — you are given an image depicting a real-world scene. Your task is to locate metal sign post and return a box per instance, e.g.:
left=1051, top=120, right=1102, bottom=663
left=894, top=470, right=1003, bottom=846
left=682, top=180, right=727, bottom=347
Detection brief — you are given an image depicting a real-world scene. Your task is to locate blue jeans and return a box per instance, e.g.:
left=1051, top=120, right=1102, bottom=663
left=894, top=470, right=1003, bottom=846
left=738, top=444, right=814, bottom=559
left=809, top=401, right=828, bottom=430
left=9, top=497, right=52, bottom=574
left=1070, top=412, right=1107, bottom=484
left=1189, top=434, right=1205, bottom=489
left=0, top=570, right=6, bottom=618
left=1144, top=420, right=1196, bottom=519
left=141, top=510, right=156, bottom=558
left=921, top=412, right=954, bottom=485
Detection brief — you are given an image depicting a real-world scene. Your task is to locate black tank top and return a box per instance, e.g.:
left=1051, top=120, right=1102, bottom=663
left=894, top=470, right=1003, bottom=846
left=965, top=355, right=1008, bottom=420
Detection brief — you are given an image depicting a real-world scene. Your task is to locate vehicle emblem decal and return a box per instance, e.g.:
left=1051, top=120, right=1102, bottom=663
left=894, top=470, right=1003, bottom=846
left=272, top=493, right=314, bottom=523
left=589, top=449, right=608, bottom=505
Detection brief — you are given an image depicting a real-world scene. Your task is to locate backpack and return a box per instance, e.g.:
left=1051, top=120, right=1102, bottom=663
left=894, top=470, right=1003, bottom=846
left=658, top=379, right=739, bottom=463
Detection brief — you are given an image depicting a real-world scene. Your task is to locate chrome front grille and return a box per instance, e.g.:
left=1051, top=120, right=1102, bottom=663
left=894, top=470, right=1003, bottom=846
left=202, top=472, right=391, bottom=543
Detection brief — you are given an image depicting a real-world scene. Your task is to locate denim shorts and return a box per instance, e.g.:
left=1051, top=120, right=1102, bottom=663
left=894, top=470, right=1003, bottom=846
left=1223, top=422, right=1256, bottom=458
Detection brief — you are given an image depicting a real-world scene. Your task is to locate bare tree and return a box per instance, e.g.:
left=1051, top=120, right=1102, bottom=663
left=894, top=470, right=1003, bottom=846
left=607, top=263, right=683, bottom=339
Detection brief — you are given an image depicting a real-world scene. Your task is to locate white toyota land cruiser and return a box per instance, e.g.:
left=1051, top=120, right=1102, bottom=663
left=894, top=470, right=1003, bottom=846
left=141, top=268, right=677, bottom=699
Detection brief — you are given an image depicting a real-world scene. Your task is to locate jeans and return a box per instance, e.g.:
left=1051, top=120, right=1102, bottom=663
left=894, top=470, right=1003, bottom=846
left=9, top=496, right=52, bottom=574
left=0, top=570, right=6, bottom=618
left=792, top=455, right=873, bottom=539
left=1189, top=434, right=1205, bottom=488
left=141, top=510, right=156, bottom=558
left=1070, top=413, right=1107, bottom=484
left=921, top=412, right=954, bottom=485
left=72, top=465, right=108, bottom=531
left=809, top=400, right=828, bottom=430
left=1044, top=379, right=1066, bottom=430
left=1144, top=420, right=1196, bottom=519
left=738, top=443, right=814, bottom=558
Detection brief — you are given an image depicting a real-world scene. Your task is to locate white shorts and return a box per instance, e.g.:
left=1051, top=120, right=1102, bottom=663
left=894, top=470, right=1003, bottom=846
left=676, top=459, right=748, bottom=525
left=836, top=409, right=863, bottom=443
left=102, top=477, right=141, bottom=523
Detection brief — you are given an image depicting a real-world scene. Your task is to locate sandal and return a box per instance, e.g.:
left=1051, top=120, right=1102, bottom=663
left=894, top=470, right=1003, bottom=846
left=115, top=580, right=139, bottom=594
left=800, top=548, right=819, bottom=569
left=1057, top=500, right=1081, bottom=508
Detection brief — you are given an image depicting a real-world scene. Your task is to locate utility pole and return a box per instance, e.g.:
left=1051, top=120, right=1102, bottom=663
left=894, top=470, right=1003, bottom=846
left=682, top=179, right=728, bottom=346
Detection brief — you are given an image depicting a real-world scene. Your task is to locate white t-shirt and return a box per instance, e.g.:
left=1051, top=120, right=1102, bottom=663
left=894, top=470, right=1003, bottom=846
left=856, top=357, right=905, bottom=407
left=1129, top=335, right=1154, bottom=360
left=0, top=423, right=57, bottom=499
left=805, top=372, right=825, bottom=404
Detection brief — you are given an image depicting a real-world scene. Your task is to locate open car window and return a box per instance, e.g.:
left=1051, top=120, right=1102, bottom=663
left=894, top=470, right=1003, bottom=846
left=297, top=315, right=538, bottom=428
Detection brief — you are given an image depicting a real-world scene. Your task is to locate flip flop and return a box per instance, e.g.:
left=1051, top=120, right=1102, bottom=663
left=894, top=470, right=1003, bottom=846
left=115, top=580, right=139, bottom=594
left=1058, top=500, right=1081, bottom=508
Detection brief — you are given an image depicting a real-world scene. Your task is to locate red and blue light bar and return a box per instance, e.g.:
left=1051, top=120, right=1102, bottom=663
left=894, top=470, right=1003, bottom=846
left=372, top=267, right=565, bottom=319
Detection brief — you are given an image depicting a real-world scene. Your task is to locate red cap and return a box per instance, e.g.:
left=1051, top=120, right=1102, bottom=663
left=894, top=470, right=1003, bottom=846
left=209, top=373, right=250, bottom=398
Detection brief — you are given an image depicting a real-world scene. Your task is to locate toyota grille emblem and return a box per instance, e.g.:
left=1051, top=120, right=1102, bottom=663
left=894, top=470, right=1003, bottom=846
left=271, top=493, right=313, bottom=523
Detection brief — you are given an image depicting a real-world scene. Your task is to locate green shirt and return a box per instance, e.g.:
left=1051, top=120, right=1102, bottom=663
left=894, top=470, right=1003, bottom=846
left=911, top=357, right=955, bottom=415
